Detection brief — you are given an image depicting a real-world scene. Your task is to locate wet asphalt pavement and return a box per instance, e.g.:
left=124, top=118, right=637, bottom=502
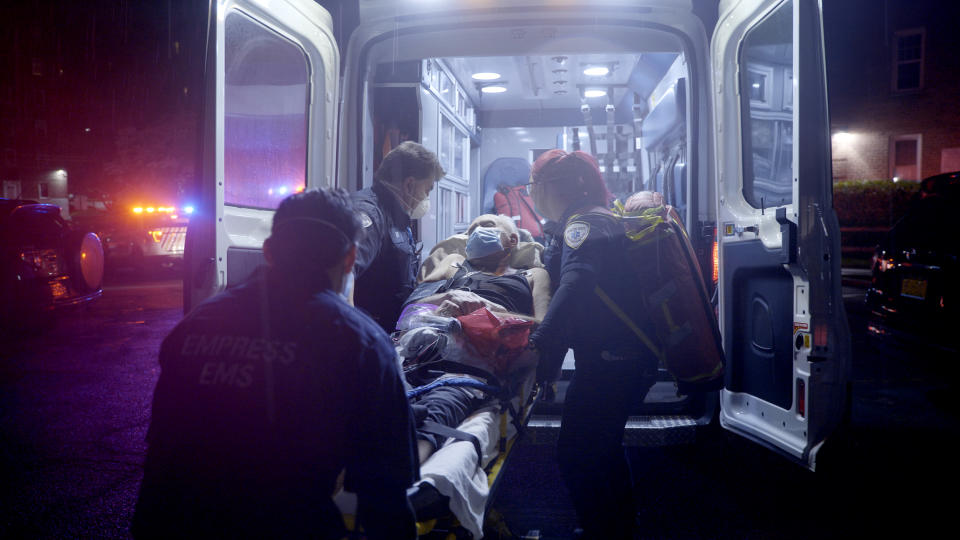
left=1, top=274, right=957, bottom=539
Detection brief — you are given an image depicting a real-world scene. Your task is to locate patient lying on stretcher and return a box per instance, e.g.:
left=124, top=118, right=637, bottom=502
left=395, top=214, right=550, bottom=464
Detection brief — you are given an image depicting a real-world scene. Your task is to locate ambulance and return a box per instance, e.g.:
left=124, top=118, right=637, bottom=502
left=184, top=0, right=850, bottom=471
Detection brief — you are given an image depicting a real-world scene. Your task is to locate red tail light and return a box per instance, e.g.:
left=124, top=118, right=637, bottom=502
left=21, top=249, right=63, bottom=276
left=712, top=227, right=719, bottom=284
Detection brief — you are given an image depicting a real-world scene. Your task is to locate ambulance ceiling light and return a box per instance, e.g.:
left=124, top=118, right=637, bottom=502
left=481, top=85, right=507, bottom=94
left=583, top=66, right=610, bottom=77
left=471, top=72, right=501, bottom=81
left=583, top=89, right=607, bottom=98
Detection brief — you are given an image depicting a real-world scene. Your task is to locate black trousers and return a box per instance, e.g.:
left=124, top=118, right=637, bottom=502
left=413, top=385, right=482, bottom=450
left=557, top=350, right=658, bottom=539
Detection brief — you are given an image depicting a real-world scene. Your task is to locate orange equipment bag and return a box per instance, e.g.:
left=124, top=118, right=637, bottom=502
left=594, top=194, right=724, bottom=393
left=494, top=185, right=545, bottom=241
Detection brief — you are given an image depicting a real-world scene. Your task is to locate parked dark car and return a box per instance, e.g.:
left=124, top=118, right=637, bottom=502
left=0, top=198, right=105, bottom=329
left=865, top=171, right=960, bottom=353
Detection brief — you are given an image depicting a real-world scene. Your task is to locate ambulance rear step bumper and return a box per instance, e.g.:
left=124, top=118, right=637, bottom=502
left=524, top=414, right=704, bottom=447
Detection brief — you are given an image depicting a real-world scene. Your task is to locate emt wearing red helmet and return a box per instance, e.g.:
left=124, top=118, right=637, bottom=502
left=526, top=150, right=658, bottom=539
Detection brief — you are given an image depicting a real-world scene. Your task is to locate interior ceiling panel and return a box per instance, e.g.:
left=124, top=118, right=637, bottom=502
left=442, top=52, right=677, bottom=112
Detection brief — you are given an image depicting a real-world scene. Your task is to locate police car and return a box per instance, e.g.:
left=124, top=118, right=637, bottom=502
left=102, top=205, right=190, bottom=274
left=185, top=0, right=850, bottom=471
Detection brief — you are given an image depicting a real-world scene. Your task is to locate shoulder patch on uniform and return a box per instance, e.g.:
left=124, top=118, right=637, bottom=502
left=358, top=212, right=373, bottom=228
left=564, top=221, right=591, bottom=249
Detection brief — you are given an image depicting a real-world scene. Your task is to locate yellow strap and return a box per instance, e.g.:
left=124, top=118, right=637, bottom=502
left=593, top=286, right=663, bottom=361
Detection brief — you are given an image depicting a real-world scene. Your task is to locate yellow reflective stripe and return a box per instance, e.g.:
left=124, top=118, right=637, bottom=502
left=416, top=519, right=438, bottom=535
left=593, top=286, right=663, bottom=361
left=660, top=301, right=678, bottom=331
left=683, top=360, right=725, bottom=382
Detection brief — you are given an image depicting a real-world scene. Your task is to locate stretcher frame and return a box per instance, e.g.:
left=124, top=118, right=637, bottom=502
left=414, top=371, right=541, bottom=539
left=337, top=372, right=541, bottom=539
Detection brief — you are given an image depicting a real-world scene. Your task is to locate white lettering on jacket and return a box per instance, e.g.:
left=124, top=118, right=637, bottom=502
left=181, top=334, right=298, bottom=388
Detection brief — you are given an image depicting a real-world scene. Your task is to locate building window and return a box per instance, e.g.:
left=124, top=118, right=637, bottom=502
left=3, top=180, right=21, bottom=199
left=38, top=183, right=50, bottom=198
left=892, top=28, right=924, bottom=92
left=940, top=147, right=960, bottom=173
left=890, top=134, right=921, bottom=181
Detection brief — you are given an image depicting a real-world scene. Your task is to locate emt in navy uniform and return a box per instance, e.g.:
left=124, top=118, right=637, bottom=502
left=352, top=141, right=445, bottom=332
left=526, top=150, right=659, bottom=539
left=132, top=189, right=419, bottom=540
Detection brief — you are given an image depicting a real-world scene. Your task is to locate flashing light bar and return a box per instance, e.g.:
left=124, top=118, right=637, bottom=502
left=133, top=205, right=193, bottom=215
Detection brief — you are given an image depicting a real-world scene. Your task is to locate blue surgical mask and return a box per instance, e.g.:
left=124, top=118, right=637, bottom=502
left=466, top=227, right=504, bottom=260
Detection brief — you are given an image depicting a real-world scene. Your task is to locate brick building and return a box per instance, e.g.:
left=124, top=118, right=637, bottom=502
left=825, top=0, right=960, bottom=183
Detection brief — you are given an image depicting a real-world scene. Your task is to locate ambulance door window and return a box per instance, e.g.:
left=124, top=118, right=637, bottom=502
left=739, top=2, right=793, bottom=210
left=224, top=12, right=309, bottom=209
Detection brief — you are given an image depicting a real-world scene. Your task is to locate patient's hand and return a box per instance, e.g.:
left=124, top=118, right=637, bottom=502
left=432, top=290, right=505, bottom=317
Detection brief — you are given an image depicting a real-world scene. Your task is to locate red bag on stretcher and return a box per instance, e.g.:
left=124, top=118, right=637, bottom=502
left=455, top=307, right=535, bottom=376
left=596, top=192, right=724, bottom=393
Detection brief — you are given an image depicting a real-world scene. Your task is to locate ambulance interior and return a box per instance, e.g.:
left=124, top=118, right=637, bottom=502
left=361, top=43, right=706, bottom=417
left=365, top=50, right=694, bottom=254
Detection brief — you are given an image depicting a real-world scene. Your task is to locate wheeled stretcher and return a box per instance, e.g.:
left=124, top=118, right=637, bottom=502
left=334, top=334, right=539, bottom=538
left=336, top=225, right=548, bottom=538
left=334, top=361, right=540, bottom=539
left=407, top=365, right=540, bottom=538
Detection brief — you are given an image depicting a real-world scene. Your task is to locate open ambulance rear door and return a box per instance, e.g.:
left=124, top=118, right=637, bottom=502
left=185, top=0, right=339, bottom=312
left=713, top=0, right=850, bottom=470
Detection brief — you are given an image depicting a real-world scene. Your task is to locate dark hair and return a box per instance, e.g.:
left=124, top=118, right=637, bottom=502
left=374, top=141, right=445, bottom=185
left=530, top=149, right=611, bottom=207
left=269, top=188, right=360, bottom=272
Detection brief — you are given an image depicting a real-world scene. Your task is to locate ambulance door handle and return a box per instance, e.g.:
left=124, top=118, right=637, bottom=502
left=776, top=207, right=796, bottom=264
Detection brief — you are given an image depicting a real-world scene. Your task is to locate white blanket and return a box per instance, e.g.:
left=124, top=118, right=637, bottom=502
left=417, top=405, right=500, bottom=538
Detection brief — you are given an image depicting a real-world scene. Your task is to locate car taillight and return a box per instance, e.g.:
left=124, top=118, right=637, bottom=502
left=21, top=248, right=62, bottom=276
